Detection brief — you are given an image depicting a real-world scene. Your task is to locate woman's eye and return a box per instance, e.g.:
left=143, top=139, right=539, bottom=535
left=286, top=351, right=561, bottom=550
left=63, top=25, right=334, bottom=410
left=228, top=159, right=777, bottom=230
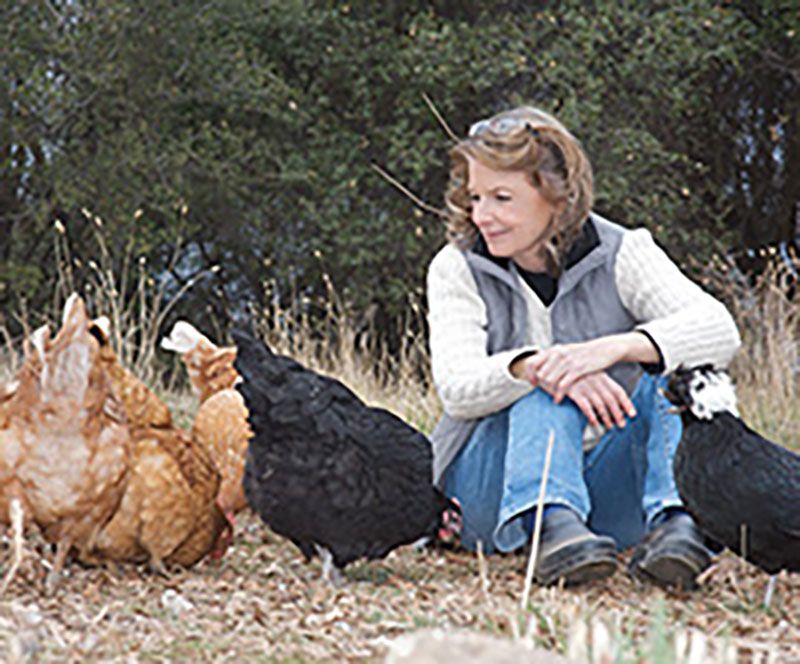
left=469, top=194, right=480, bottom=203
left=496, top=193, right=511, bottom=202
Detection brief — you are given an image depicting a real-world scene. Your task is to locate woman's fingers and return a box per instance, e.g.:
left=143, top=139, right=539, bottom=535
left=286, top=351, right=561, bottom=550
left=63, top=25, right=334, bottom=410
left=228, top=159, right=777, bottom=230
left=587, top=388, right=614, bottom=428
left=552, top=369, right=582, bottom=403
left=565, top=372, right=636, bottom=429
left=570, top=394, right=599, bottom=427
left=529, top=353, right=569, bottom=389
left=595, top=380, right=626, bottom=428
left=606, top=376, right=637, bottom=419
left=528, top=342, right=611, bottom=396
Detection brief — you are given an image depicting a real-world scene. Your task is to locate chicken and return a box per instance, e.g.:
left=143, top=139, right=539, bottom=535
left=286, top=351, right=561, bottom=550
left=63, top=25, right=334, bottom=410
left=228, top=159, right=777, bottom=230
left=87, top=427, right=231, bottom=570
left=161, top=321, right=251, bottom=518
left=189, top=390, right=251, bottom=518
left=91, top=316, right=173, bottom=429
left=161, top=321, right=239, bottom=402
left=0, top=294, right=133, bottom=590
left=665, top=365, right=800, bottom=604
left=1, top=325, right=52, bottom=591
left=231, top=327, right=458, bottom=582
left=82, top=320, right=232, bottom=571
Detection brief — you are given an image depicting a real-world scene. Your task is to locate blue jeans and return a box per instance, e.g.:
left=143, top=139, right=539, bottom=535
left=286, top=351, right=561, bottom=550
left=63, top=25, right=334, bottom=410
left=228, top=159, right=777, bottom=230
left=442, top=373, right=683, bottom=554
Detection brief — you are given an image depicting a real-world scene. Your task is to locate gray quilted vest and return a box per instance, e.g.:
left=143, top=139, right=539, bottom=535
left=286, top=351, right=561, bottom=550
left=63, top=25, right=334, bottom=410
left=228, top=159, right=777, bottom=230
left=430, top=214, right=644, bottom=486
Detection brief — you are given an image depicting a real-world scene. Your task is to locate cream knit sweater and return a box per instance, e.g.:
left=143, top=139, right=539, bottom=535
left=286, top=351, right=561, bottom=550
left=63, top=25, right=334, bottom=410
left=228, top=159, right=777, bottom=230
left=427, top=227, right=742, bottom=420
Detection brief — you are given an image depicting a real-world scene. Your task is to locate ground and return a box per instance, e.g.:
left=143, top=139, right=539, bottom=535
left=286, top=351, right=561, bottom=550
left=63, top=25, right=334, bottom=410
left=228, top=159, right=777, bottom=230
left=1, top=510, right=798, bottom=663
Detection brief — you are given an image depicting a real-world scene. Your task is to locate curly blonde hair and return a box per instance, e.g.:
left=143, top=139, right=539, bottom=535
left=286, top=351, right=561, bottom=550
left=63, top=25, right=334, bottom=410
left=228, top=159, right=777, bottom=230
left=445, top=106, right=594, bottom=275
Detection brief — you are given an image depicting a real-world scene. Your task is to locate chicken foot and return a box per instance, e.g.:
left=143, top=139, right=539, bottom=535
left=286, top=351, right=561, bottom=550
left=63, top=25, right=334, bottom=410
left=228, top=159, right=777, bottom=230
left=314, top=545, right=343, bottom=586
left=44, top=536, right=73, bottom=595
left=0, top=498, right=25, bottom=594
left=763, top=573, right=782, bottom=609
left=148, top=557, right=170, bottom=578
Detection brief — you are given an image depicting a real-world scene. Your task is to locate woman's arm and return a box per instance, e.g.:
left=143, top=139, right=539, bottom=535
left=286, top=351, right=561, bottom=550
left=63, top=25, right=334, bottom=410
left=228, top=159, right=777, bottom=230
left=427, top=245, right=537, bottom=419
left=515, top=332, right=658, bottom=404
left=513, top=227, right=740, bottom=424
left=615, top=228, right=741, bottom=371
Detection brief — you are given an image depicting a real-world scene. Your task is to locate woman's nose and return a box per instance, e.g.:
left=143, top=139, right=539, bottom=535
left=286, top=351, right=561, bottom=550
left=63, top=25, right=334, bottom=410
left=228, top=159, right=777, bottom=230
left=472, top=199, right=493, bottom=225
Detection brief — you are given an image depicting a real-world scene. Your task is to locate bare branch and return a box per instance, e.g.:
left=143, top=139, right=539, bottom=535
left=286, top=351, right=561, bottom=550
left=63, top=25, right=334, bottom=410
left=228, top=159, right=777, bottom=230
left=422, top=92, right=459, bottom=142
left=370, top=163, right=446, bottom=218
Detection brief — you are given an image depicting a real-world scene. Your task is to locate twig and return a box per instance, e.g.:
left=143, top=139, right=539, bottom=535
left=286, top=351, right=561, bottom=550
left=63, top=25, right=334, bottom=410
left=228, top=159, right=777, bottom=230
left=369, top=163, right=446, bottom=218
left=421, top=92, right=459, bottom=142
left=0, top=498, right=25, bottom=594
left=696, top=561, right=719, bottom=586
left=476, top=539, right=489, bottom=599
left=521, top=429, right=555, bottom=610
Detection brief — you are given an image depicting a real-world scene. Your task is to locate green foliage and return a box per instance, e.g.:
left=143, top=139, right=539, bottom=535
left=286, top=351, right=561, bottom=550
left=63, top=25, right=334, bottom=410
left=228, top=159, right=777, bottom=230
left=1, top=0, right=798, bottom=341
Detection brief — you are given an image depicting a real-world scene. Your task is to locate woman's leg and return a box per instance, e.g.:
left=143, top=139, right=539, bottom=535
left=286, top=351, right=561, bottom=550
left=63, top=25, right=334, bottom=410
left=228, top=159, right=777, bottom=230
left=442, top=412, right=509, bottom=555
left=443, top=388, right=618, bottom=586
left=583, top=372, right=711, bottom=588
left=584, top=372, right=683, bottom=549
left=443, top=387, right=591, bottom=554
left=493, top=388, right=592, bottom=552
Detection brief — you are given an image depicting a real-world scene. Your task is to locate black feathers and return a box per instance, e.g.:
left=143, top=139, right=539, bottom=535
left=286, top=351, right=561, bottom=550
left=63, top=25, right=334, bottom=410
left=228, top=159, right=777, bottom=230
left=666, top=366, right=800, bottom=575
left=232, top=327, right=453, bottom=571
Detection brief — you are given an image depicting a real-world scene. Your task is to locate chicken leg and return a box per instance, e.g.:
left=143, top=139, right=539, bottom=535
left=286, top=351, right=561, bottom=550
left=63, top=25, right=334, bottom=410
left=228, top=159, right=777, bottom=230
left=1, top=498, right=25, bottom=594
left=44, top=536, right=73, bottom=595
left=763, top=573, right=778, bottom=609
left=315, top=545, right=343, bottom=586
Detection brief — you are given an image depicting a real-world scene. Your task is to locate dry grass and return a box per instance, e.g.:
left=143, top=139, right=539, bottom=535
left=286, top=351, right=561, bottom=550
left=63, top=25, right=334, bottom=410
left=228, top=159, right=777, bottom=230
left=2, top=236, right=800, bottom=662
left=699, top=258, right=800, bottom=450
left=1, top=510, right=799, bottom=663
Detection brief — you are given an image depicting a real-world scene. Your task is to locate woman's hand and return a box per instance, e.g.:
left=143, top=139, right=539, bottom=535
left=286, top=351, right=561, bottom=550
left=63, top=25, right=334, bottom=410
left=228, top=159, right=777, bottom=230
left=521, top=333, right=660, bottom=403
left=560, top=372, right=636, bottom=428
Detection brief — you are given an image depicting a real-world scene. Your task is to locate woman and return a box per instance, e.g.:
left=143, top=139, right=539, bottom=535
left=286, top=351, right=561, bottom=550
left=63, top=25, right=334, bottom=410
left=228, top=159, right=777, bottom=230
left=427, top=105, right=741, bottom=589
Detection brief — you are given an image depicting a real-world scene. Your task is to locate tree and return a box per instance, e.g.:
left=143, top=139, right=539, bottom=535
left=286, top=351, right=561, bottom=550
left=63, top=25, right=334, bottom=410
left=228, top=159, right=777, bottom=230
left=1, top=0, right=797, bottom=348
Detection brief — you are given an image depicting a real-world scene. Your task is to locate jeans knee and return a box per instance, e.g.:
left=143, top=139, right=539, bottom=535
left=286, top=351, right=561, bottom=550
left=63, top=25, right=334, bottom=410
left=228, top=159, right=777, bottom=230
left=511, top=388, right=585, bottom=428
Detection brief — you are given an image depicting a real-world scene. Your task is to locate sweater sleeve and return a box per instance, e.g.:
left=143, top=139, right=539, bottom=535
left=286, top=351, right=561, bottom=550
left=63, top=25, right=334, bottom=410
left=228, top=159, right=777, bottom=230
left=427, top=244, right=536, bottom=419
left=615, top=228, right=741, bottom=372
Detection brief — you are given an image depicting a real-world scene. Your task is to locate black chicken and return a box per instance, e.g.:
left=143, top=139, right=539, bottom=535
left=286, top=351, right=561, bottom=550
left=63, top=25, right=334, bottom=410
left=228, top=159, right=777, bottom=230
left=231, top=328, right=458, bottom=581
left=665, top=365, right=800, bottom=601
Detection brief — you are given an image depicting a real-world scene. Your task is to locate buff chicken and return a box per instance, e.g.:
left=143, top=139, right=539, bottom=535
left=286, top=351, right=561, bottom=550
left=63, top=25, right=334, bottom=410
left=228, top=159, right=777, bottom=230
left=0, top=294, right=133, bottom=591
left=161, top=321, right=251, bottom=520
left=83, top=319, right=232, bottom=571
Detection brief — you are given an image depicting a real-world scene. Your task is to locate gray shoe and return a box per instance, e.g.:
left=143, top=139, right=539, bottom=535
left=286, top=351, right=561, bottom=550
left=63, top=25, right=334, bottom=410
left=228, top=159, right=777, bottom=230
left=628, top=512, right=712, bottom=591
left=534, top=509, right=618, bottom=587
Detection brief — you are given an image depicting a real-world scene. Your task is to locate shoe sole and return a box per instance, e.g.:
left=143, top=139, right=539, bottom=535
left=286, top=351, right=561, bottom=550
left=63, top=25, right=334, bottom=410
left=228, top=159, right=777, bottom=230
left=632, top=556, right=697, bottom=591
left=536, top=549, right=618, bottom=587
left=629, top=545, right=710, bottom=591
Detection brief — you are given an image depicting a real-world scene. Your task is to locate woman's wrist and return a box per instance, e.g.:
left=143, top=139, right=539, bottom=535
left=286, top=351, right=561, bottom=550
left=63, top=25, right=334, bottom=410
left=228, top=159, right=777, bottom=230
left=604, top=332, right=660, bottom=365
left=510, top=350, right=537, bottom=380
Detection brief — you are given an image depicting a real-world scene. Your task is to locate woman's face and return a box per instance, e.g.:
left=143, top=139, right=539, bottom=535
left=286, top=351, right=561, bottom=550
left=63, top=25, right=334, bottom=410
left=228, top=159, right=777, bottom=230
left=466, top=156, right=556, bottom=272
